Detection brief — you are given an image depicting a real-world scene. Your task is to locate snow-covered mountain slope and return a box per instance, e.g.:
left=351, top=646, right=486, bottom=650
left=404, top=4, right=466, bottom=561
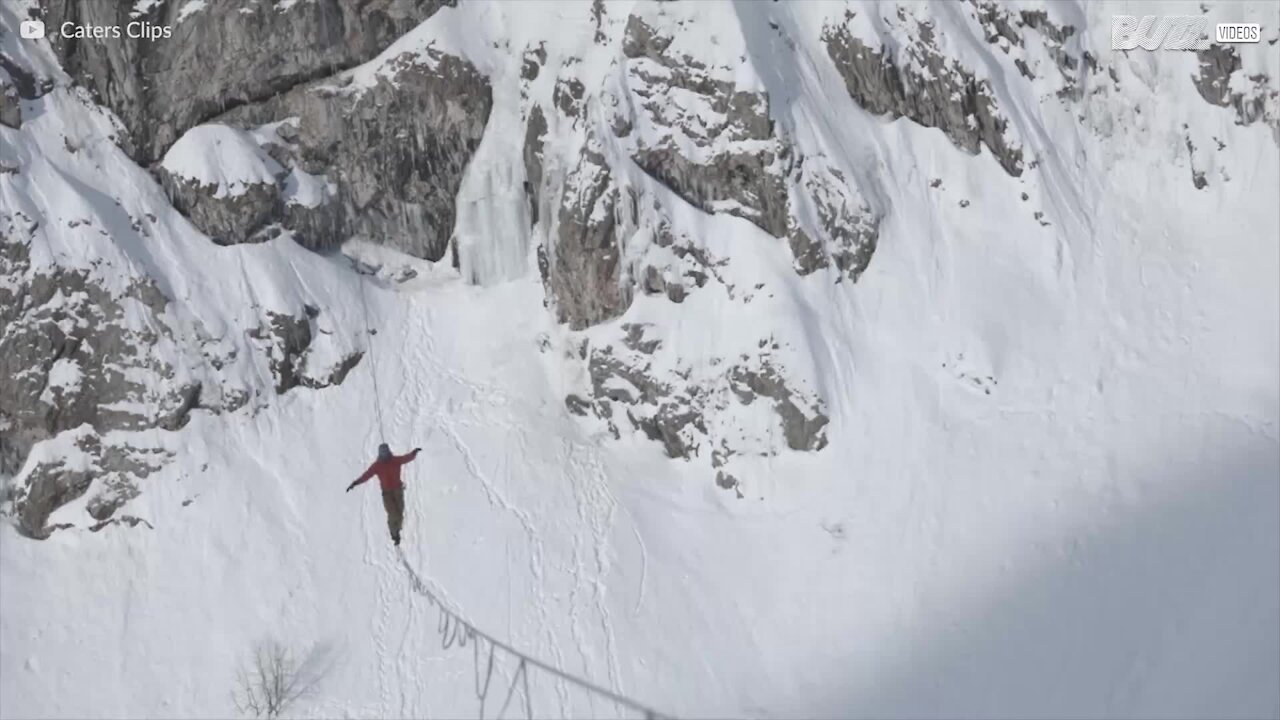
left=2, top=0, right=1278, bottom=717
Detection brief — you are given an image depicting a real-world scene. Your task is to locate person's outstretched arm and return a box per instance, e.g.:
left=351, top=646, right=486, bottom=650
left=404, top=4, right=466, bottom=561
left=347, top=464, right=376, bottom=492
left=394, top=448, right=422, bottom=466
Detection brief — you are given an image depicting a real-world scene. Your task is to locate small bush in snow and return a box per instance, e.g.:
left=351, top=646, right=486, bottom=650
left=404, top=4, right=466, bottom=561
left=231, top=639, right=322, bottom=719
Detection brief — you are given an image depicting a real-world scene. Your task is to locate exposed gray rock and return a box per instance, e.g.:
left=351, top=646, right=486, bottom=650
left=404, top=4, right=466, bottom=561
left=247, top=308, right=362, bottom=395
left=577, top=338, right=828, bottom=463
left=715, top=470, right=744, bottom=499
left=89, top=515, right=154, bottom=533
left=303, top=351, right=364, bottom=390
left=589, top=346, right=671, bottom=406
left=250, top=312, right=313, bottom=395
left=638, top=255, right=711, bottom=305
left=529, top=9, right=883, bottom=334
left=581, top=344, right=706, bottom=459
left=621, top=323, right=662, bottom=355
left=0, top=52, right=54, bottom=129
left=728, top=363, right=829, bottom=452
left=0, top=227, right=174, bottom=478
left=553, top=77, right=586, bottom=118
left=971, top=2, right=1087, bottom=101
left=1017, top=9, right=1075, bottom=45
left=521, top=45, right=546, bottom=82
left=1193, top=46, right=1279, bottom=143
left=971, top=1, right=1022, bottom=47
left=41, top=0, right=490, bottom=260
left=0, top=71, right=20, bottom=129
left=823, top=14, right=1024, bottom=176
left=630, top=403, right=706, bottom=460
left=1186, top=136, right=1208, bottom=189
left=787, top=229, right=827, bottom=276
left=0, top=220, right=186, bottom=537
left=85, top=471, right=144, bottom=521
left=564, top=394, right=591, bottom=416
left=619, top=14, right=789, bottom=238
left=159, top=174, right=281, bottom=246
left=608, top=12, right=878, bottom=286
left=631, top=143, right=789, bottom=238
left=11, top=431, right=170, bottom=539
left=12, top=460, right=92, bottom=539
left=212, top=50, right=492, bottom=260
left=787, top=155, right=879, bottom=281
left=591, top=0, right=608, bottom=44
left=632, top=213, right=718, bottom=303
left=523, top=105, right=548, bottom=226
left=41, top=0, right=454, bottom=164
left=159, top=383, right=203, bottom=432
left=1, top=211, right=361, bottom=538
left=546, top=136, right=632, bottom=330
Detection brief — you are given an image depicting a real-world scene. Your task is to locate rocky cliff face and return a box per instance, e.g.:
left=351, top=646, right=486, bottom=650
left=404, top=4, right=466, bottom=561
left=5, top=0, right=1278, bottom=532
left=519, top=3, right=874, bottom=489
left=1194, top=45, right=1280, bottom=144
left=823, top=9, right=1026, bottom=177
left=42, top=0, right=491, bottom=260
left=2, top=217, right=180, bottom=537
left=541, top=131, right=632, bottom=330
left=617, top=14, right=790, bottom=239
left=209, top=48, right=492, bottom=259
left=41, top=0, right=454, bottom=164
left=0, top=208, right=362, bottom=537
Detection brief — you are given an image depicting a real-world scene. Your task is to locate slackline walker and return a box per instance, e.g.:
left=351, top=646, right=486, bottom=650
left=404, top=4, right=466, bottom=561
left=347, top=259, right=422, bottom=546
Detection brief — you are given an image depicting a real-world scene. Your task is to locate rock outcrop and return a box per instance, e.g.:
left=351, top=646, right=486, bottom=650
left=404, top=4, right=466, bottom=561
left=618, top=14, right=790, bottom=238
left=10, top=1, right=990, bottom=510
left=157, top=124, right=285, bottom=245
left=41, top=0, right=492, bottom=260
left=1193, top=46, right=1279, bottom=144
left=0, top=216, right=199, bottom=537
left=823, top=11, right=1025, bottom=176
left=0, top=71, right=20, bottom=129
left=522, top=6, right=876, bottom=482
left=247, top=308, right=363, bottom=396
left=786, top=154, right=879, bottom=281
left=13, top=430, right=171, bottom=540
left=573, top=331, right=830, bottom=464
left=152, top=49, right=492, bottom=259
left=41, top=0, right=454, bottom=164
left=216, top=49, right=492, bottom=259
left=0, top=211, right=362, bottom=538
left=542, top=132, right=632, bottom=330
left=1, top=220, right=182, bottom=479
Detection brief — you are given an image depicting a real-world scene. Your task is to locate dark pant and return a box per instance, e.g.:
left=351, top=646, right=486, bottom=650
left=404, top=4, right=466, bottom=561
left=381, top=485, right=404, bottom=541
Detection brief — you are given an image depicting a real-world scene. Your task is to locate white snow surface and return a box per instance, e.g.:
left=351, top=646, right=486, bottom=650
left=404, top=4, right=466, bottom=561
left=176, top=0, right=207, bottom=24
left=2, top=1, right=1279, bottom=719
left=281, top=167, right=335, bottom=209
left=160, top=123, right=283, bottom=198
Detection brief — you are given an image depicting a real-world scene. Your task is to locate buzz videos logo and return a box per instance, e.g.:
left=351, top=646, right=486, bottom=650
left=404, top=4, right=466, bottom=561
left=19, top=19, right=45, bottom=39
left=1111, top=16, right=1262, bottom=50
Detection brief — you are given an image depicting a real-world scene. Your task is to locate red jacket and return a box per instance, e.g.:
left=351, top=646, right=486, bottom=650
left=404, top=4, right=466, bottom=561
left=353, top=450, right=420, bottom=491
